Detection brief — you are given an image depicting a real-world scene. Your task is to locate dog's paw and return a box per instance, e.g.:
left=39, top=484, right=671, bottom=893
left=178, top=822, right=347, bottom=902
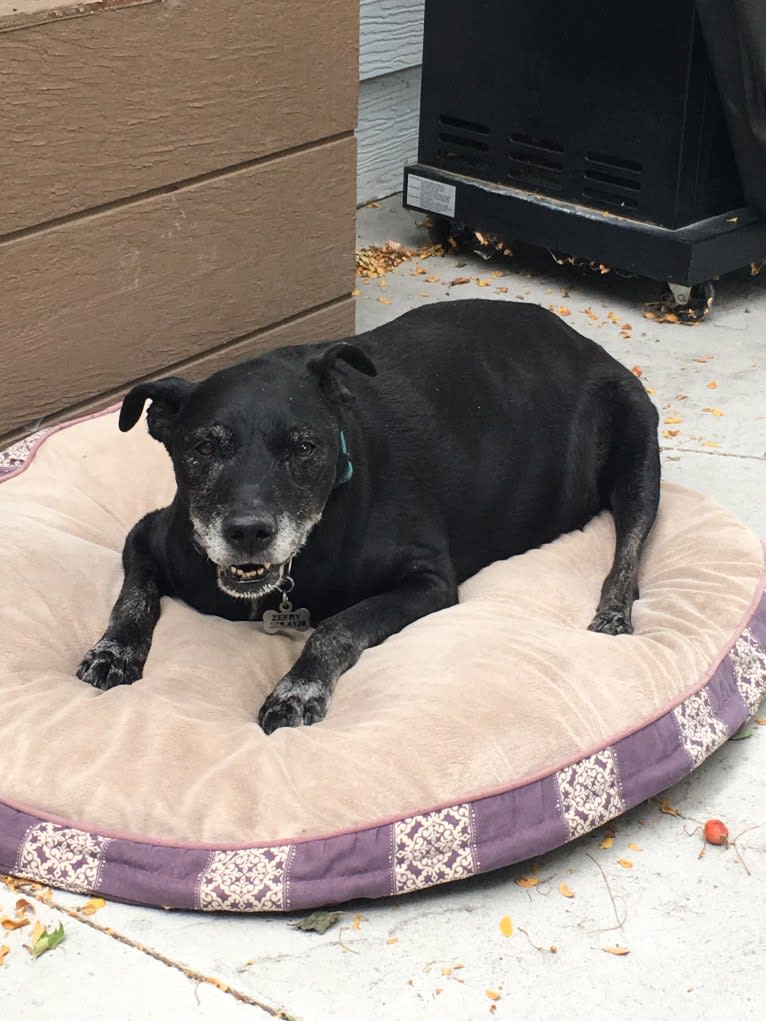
left=76, top=639, right=145, bottom=691
left=588, top=608, right=633, bottom=636
left=258, top=679, right=329, bottom=735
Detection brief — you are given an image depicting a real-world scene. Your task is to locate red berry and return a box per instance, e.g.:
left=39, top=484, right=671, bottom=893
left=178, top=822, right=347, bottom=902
left=703, top=819, right=729, bottom=845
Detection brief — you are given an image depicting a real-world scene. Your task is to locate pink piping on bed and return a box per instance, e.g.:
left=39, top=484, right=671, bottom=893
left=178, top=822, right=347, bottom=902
left=0, top=404, right=121, bottom=484
left=3, top=542, right=764, bottom=852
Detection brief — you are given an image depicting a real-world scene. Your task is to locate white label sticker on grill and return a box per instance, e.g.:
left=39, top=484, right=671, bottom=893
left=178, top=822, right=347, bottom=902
left=407, top=175, right=456, bottom=218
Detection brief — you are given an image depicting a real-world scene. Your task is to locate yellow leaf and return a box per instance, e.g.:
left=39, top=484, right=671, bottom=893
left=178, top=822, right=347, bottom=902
left=0, top=944, right=9, bottom=965
left=377, top=297, right=392, bottom=305
left=599, top=835, right=614, bottom=849
left=557, top=306, right=572, bottom=316
left=386, top=936, right=399, bottom=945
left=755, top=718, right=766, bottom=726
left=706, top=380, right=717, bottom=389
left=351, top=288, right=360, bottom=297
left=662, top=430, right=680, bottom=438
left=425, top=275, right=440, bottom=283
left=29, top=920, right=44, bottom=942
left=645, top=386, right=656, bottom=395
left=450, top=276, right=471, bottom=285
left=80, top=897, right=106, bottom=916
left=627, top=843, right=643, bottom=852
left=515, top=876, right=539, bottom=889
left=477, top=279, right=491, bottom=287
left=701, top=441, right=718, bottom=448
left=661, top=798, right=680, bottom=816
left=495, top=286, right=509, bottom=294
left=486, top=989, right=501, bottom=1001
left=207, top=978, right=229, bottom=992
left=603, top=945, right=630, bottom=956
left=558, top=882, right=575, bottom=898
left=15, top=898, right=34, bottom=917
left=664, top=415, right=682, bottom=425
left=702, top=407, right=723, bottom=417
left=617, top=858, right=633, bottom=869
left=499, top=915, right=514, bottom=937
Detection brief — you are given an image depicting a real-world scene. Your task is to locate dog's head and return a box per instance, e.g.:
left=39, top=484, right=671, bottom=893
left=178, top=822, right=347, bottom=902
left=120, top=343, right=376, bottom=599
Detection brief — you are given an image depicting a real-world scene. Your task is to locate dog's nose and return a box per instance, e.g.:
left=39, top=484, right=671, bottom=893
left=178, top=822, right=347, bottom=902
left=223, top=514, right=276, bottom=552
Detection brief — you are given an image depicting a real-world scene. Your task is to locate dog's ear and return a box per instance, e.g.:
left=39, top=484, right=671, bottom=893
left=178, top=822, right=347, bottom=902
left=307, top=342, right=377, bottom=404
left=119, top=377, right=198, bottom=443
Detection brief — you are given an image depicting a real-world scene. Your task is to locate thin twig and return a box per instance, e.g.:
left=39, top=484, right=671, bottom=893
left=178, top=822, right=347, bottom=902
left=586, top=852, right=627, bottom=933
left=337, top=926, right=360, bottom=955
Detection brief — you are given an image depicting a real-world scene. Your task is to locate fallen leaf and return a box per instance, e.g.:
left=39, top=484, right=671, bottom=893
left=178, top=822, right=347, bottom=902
left=486, top=989, right=501, bottom=1001
left=706, top=380, right=718, bottom=389
left=412, top=265, right=427, bottom=275
left=631, top=365, right=642, bottom=377
left=617, top=858, right=633, bottom=869
left=645, top=386, right=656, bottom=395
left=26, top=921, right=65, bottom=958
left=702, top=407, right=723, bottom=417
left=558, top=882, right=575, bottom=898
left=599, top=835, right=614, bottom=849
left=366, top=201, right=381, bottom=208
left=755, top=718, right=766, bottom=726
left=701, top=441, right=718, bottom=448
left=1, top=916, right=29, bottom=931
left=627, top=843, right=642, bottom=852
left=450, top=276, right=471, bottom=285
left=80, top=897, right=106, bottom=916
left=351, top=288, right=360, bottom=297
left=662, top=430, right=680, bottom=438
left=351, top=914, right=367, bottom=931
left=515, top=876, right=539, bottom=889
left=603, top=945, right=630, bottom=956
left=14, top=899, right=34, bottom=917
left=377, top=297, right=392, bottom=305
left=499, top=915, right=514, bottom=937
left=386, top=936, right=399, bottom=945
left=0, top=944, right=9, bottom=965
left=495, top=286, right=509, bottom=294
left=207, top=978, right=229, bottom=992
left=425, top=275, right=440, bottom=283
left=730, top=725, right=753, bottom=741
left=664, top=415, right=682, bottom=424
left=557, top=306, right=572, bottom=316
left=477, top=279, right=491, bottom=287
left=441, top=966, right=452, bottom=976
left=290, top=910, right=343, bottom=934
left=660, top=799, right=680, bottom=816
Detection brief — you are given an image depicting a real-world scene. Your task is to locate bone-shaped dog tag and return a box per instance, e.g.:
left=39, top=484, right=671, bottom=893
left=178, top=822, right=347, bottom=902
left=262, top=598, right=311, bottom=635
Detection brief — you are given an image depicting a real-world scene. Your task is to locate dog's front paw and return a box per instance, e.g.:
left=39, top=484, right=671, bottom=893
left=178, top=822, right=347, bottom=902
left=588, top=608, right=633, bottom=636
left=76, top=639, right=145, bottom=691
left=258, top=678, right=329, bottom=735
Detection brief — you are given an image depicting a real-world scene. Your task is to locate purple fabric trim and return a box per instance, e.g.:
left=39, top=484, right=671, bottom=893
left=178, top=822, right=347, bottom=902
left=2, top=590, right=763, bottom=911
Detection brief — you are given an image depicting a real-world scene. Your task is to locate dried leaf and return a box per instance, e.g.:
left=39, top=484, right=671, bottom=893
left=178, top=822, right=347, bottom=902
left=514, top=876, right=539, bottom=889
left=425, top=275, right=440, bottom=283
left=660, top=798, right=680, bottom=816
left=557, top=306, right=572, bottom=316
left=617, top=858, right=633, bottom=869
left=558, top=882, right=575, bottom=898
left=599, top=835, right=615, bottom=849
left=289, top=910, right=343, bottom=934
left=495, top=286, right=509, bottom=294
left=27, top=921, right=65, bottom=958
left=0, top=944, right=8, bottom=965
left=631, top=365, right=642, bottom=377
left=662, top=430, right=680, bottom=438
left=486, top=989, right=501, bottom=1001
left=351, top=288, right=360, bottom=297
left=14, top=899, right=34, bottom=917
left=701, top=441, right=718, bottom=448
left=645, top=386, right=656, bottom=395
left=603, top=945, right=630, bottom=956
left=377, top=297, right=392, bottom=305
left=627, top=843, right=643, bottom=852
left=702, top=407, right=723, bottom=417
left=450, top=276, right=471, bottom=286
left=1, top=916, right=29, bottom=931
left=207, top=978, right=229, bottom=992
left=351, top=914, right=367, bottom=931
left=499, top=915, right=514, bottom=937
left=664, top=415, right=682, bottom=425
left=80, top=897, right=106, bottom=916
left=386, top=936, right=399, bottom=945
left=706, top=380, right=718, bottom=389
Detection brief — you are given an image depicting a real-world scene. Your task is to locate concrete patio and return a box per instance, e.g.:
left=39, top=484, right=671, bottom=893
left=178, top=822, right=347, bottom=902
left=2, top=195, right=764, bottom=1020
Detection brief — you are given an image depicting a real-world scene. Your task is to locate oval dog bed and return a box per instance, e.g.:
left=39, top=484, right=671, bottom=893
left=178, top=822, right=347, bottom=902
left=1, top=410, right=764, bottom=911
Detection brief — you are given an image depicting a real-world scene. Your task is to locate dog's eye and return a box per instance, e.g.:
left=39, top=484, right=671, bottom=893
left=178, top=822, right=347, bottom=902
left=196, top=440, right=215, bottom=457
left=294, top=441, right=315, bottom=457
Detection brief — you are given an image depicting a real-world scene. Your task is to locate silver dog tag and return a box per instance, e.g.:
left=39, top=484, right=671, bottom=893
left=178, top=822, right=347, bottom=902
left=263, top=599, right=311, bottom=634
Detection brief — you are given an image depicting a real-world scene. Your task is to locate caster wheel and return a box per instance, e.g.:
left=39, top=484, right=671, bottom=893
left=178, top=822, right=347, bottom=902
left=647, top=280, right=715, bottom=323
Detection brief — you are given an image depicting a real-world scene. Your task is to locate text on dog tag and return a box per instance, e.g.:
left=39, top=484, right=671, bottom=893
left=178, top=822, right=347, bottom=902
left=262, top=606, right=311, bottom=635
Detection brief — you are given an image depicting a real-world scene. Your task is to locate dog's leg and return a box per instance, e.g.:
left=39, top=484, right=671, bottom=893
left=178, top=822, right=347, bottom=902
left=589, top=401, right=660, bottom=636
left=258, top=565, right=457, bottom=733
left=77, top=512, right=164, bottom=690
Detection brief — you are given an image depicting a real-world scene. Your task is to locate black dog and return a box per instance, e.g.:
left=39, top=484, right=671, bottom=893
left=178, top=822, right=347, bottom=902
left=77, top=300, right=660, bottom=733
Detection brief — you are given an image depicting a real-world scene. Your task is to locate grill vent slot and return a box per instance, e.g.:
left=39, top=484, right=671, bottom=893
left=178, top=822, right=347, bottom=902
left=583, top=151, right=642, bottom=211
left=435, top=115, right=491, bottom=174
left=507, top=132, right=564, bottom=194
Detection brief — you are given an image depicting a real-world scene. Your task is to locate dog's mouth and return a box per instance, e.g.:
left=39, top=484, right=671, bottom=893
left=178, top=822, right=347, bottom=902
left=216, top=560, right=282, bottom=598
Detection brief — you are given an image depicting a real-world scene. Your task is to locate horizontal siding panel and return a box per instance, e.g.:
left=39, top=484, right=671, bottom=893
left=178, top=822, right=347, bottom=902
left=0, top=0, right=358, bottom=234
left=357, top=67, right=421, bottom=204
left=1, top=137, right=356, bottom=438
left=359, top=0, right=424, bottom=80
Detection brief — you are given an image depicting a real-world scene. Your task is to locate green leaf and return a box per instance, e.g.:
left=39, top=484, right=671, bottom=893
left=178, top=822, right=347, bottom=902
left=289, top=910, right=342, bottom=934
left=730, top=725, right=753, bottom=741
left=29, top=922, right=65, bottom=958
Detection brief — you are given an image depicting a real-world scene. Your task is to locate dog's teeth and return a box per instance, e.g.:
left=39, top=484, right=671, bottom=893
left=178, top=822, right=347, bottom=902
left=262, top=562, right=271, bottom=570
